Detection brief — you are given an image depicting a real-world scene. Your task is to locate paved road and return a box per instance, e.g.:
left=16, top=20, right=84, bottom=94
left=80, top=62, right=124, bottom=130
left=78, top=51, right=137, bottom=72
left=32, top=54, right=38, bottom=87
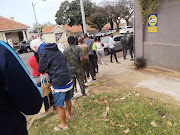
left=18, top=52, right=33, bottom=75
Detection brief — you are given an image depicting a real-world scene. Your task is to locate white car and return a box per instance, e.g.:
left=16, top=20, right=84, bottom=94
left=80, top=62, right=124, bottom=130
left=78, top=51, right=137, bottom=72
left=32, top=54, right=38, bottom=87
left=119, top=26, right=134, bottom=34
left=95, top=32, right=105, bottom=37
left=105, top=30, right=116, bottom=35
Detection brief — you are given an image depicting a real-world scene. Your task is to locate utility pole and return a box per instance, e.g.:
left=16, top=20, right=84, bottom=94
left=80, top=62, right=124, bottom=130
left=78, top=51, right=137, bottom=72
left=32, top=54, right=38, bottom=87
left=32, top=2, right=40, bottom=38
left=32, top=0, right=46, bottom=39
left=80, top=0, right=87, bottom=33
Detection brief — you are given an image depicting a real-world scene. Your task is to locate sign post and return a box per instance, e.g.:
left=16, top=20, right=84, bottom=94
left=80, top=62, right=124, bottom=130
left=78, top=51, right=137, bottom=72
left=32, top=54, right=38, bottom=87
left=148, top=14, right=158, bottom=32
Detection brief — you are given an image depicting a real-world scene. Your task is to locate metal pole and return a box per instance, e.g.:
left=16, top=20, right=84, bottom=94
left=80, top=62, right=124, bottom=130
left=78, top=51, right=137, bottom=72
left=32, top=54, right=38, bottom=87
left=32, top=2, right=40, bottom=39
left=80, top=0, right=87, bottom=33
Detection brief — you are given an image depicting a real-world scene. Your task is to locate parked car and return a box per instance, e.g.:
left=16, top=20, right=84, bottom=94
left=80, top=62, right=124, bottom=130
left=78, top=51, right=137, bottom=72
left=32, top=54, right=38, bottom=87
left=119, top=26, right=134, bottom=34
left=81, top=32, right=94, bottom=39
left=13, top=40, right=32, bottom=53
left=101, top=35, right=123, bottom=55
left=95, top=32, right=105, bottom=37
left=105, top=30, right=116, bottom=35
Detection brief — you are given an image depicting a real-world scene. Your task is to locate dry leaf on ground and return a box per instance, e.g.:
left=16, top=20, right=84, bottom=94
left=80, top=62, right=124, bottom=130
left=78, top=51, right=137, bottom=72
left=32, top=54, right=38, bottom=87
left=123, top=128, right=130, bottom=134
left=167, top=121, right=173, bottom=126
left=110, top=121, right=115, bottom=126
left=151, top=121, right=158, bottom=127
left=106, top=106, right=110, bottom=111
left=104, top=100, right=108, bottom=103
left=148, top=102, right=153, bottom=106
left=134, top=122, right=138, bottom=127
left=117, top=124, right=124, bottom=127
left=125, top=113, right=131, bottom=118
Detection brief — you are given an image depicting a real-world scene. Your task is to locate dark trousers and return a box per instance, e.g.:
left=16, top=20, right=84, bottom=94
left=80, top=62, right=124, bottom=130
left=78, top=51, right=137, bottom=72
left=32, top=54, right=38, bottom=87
left=110, top=49, right=118, bottom=62
left=86, top=54, right=96, bottom=78
left=123, top=47, right=127, bottom=59
left=70, top=68, right=85, bottom=95
left=83, top=59, right=94, bottom=82
left=129, top=49, right=133, bottom=58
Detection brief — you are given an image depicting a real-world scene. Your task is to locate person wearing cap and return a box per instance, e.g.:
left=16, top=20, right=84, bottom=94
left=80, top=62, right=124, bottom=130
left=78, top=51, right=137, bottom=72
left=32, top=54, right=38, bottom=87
left=63, top=36, right=86, bottom=96
left=30, top=39, right=73, bottom=131
left=0, top=40, right=42, bottom=135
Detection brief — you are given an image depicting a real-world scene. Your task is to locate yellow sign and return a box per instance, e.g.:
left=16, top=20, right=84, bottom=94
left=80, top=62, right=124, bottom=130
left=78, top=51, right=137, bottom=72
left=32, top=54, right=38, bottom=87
left=148, top=14, right=158, bottom=32
left=148, top=26, right=157, bottom=32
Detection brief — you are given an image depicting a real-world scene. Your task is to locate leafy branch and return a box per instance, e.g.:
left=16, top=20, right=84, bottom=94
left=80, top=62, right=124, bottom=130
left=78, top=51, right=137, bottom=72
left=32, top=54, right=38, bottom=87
left=137, top=0, right=159, bottom=24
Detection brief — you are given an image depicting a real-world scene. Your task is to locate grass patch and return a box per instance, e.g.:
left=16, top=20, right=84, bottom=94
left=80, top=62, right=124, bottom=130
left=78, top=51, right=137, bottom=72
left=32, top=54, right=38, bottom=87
left=29, top=89, right=180, bottom=135
left=88, top=80, right=107, bottom=87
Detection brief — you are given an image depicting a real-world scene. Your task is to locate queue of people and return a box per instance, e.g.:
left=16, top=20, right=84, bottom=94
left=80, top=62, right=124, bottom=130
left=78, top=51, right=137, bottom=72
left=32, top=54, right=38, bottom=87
left=0, top=32, right=134, bottom=134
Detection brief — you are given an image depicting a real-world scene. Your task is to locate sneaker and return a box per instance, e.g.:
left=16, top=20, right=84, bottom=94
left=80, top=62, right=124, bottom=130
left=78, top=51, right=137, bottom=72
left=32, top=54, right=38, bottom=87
left=82, top=93, right=87, bottom=97
left=85, top=82, right=88, bottom=86
left=92, top=78, right=96, bottom=82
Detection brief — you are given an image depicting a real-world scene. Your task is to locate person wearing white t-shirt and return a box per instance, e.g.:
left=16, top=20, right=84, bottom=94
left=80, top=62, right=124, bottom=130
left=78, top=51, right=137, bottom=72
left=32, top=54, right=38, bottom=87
left=96, top=37, right=107, bottom=65
left=109, top=33, right=119, bottom=63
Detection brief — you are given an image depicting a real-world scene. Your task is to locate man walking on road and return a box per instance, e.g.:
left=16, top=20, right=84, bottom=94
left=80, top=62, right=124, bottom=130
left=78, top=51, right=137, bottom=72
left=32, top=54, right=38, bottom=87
left=78, top=37, right=96, bottom=83
left=84, top=33, right=96, bottom=78
left=30, top=39, right=73, bottom=131
left=109, top=33, right=119, bottom=63
left=63, top=36, right=86, bottom=97
left=128, top=32, right=134, bottom=60
left=121, top=34, right=128, bottom=60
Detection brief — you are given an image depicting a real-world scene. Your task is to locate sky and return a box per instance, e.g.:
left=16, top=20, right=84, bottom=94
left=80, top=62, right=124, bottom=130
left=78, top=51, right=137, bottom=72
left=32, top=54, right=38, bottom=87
left=0, top=0, right=102, bottom=27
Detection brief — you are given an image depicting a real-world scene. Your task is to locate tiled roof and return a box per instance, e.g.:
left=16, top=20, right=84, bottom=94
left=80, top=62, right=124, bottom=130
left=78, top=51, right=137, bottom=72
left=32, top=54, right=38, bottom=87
left=0, top=16, right=29, bottom=31
left=62, top=24, right=95, bottom=32
left=42, top=25, right=57, bottom=33
left=103, top=24, right=111, bottom=29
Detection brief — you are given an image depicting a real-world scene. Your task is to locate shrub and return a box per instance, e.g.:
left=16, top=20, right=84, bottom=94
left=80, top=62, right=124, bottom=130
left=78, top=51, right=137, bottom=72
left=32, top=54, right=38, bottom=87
left=134, top=56, right=147, bottom=69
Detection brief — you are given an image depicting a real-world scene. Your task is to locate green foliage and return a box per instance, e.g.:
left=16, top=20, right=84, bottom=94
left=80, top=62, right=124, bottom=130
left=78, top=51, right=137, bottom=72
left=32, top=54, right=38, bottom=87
left=134, top=56, right=147, bottom=69
left=89, top=6, right=108, bottom=32
left=29, top=91, right=180, bottom=135
left=55, top=0, right=95, bottom=28
left=102, top=0, right=133, bottom=31
left=137, top=0, right=159, bottom=24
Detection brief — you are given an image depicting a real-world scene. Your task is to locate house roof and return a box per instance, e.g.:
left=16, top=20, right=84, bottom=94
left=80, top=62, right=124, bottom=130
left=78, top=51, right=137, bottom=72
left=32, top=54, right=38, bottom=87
left=0, top=16, right=30, bottom=31
left=103, top=23, right=126, bottom=29
left=103, top=24, right=111, bottom=29
left=42, top=25, right=57, bottom=33
left=62, top=24, right=95, bottom=32
left=42, top=24, right=95, bottom=33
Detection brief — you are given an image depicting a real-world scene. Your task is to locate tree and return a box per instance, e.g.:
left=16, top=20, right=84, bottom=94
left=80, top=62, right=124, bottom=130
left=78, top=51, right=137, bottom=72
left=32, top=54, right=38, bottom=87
left=102, top=0, right=133, bottom=31
left=89, top=7, right=108, bottom=32
left=55, top=0, right=95, bottom=31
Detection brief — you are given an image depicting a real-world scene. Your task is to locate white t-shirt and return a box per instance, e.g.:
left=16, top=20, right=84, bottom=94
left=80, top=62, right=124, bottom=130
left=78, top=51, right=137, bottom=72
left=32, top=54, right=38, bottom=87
left=96, top=42, right=104, bottom=51
left=109, top=37, right=115, bottom=49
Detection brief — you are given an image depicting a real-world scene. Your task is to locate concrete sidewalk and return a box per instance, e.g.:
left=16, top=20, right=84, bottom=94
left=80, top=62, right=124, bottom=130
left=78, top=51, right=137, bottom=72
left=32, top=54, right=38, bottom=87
left=88, top=55, right=180, bottom=101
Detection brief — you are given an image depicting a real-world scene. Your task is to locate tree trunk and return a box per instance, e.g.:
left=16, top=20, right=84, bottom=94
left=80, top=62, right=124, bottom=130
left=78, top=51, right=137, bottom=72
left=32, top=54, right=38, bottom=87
left=110, top=18, right=113, bottom=30
left=97, top=24, right=101, bottom=32
left=81, top=24, right=84, bottom=33
left=116, top=22, right=119, bottom=32
left=125, top=19, right=129, bottom=26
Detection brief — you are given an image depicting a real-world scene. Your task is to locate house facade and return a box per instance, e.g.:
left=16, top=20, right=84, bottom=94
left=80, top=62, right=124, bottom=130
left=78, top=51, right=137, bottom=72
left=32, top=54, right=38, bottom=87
left=42, top=24, right=96, bottom=44
left=134, top=0, right=180, bottom=72
left=0, top=16, right=30, bottom=46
